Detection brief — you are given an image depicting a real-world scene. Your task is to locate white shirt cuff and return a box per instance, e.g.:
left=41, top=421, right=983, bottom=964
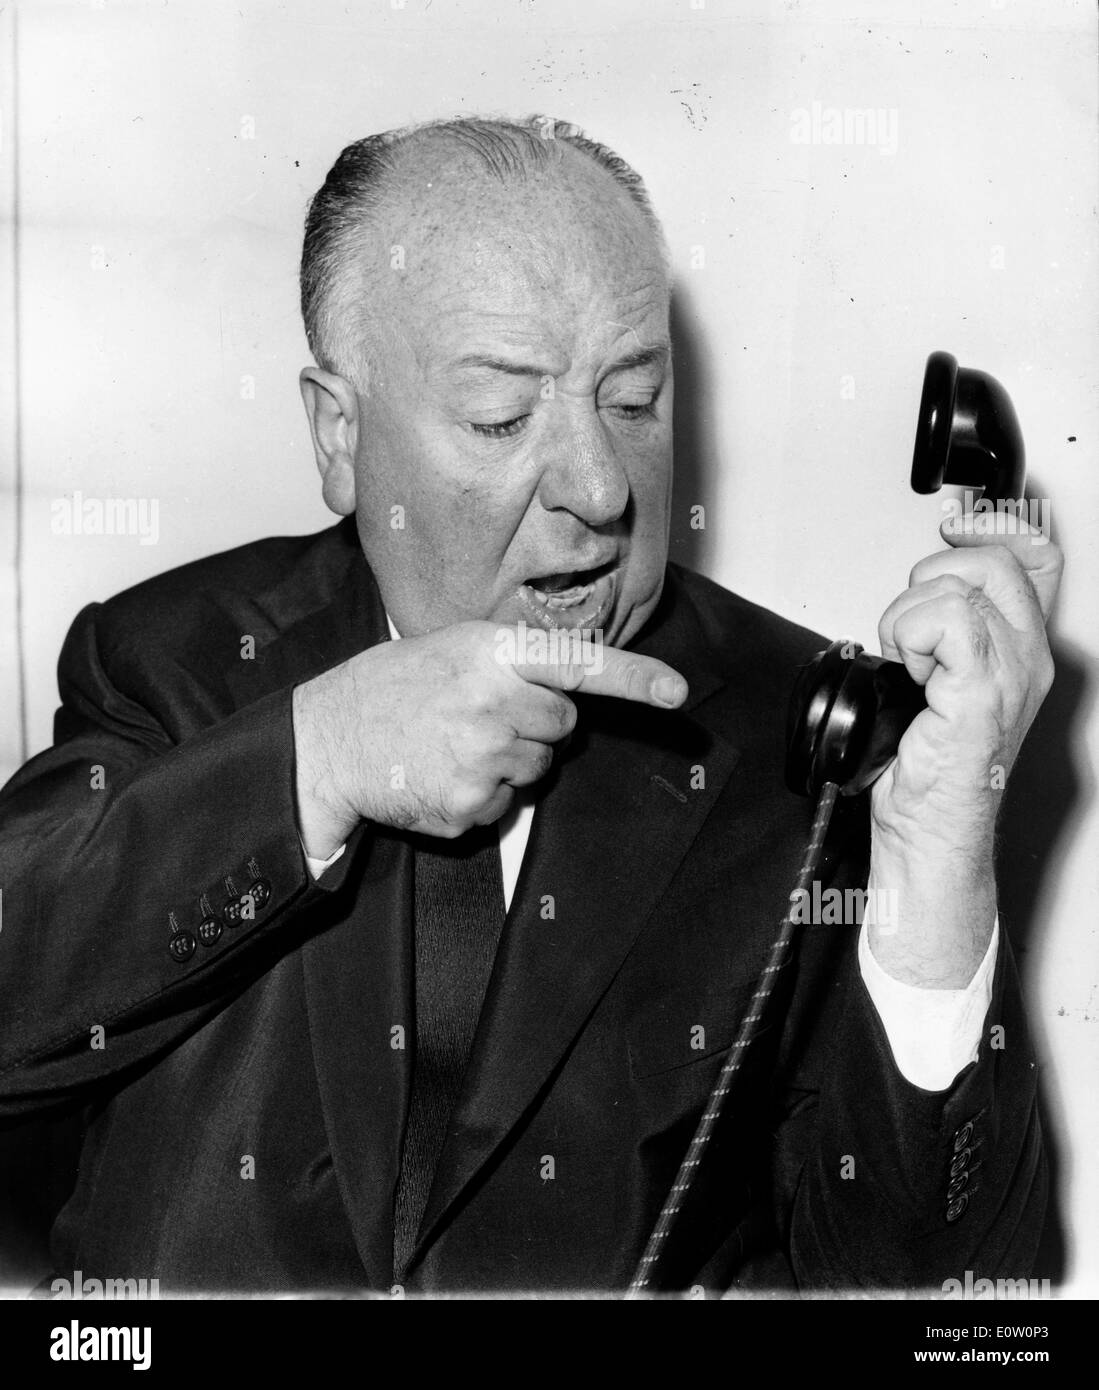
left=301, top=838, right=347, bottom=880
left=857, top=915, right=999, bottom=1092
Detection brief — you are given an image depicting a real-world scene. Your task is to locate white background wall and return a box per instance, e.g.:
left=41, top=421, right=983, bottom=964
left=2, top=0, right=1096, bottom=1292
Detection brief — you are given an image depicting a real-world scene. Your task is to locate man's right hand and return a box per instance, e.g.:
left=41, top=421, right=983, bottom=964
left=291, top=621, right=688, bottom=857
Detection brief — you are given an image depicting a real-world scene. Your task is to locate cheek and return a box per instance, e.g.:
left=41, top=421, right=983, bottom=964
left=394, top=431, right=530, bottom=569
left=627, top=436, right=674, bottom=530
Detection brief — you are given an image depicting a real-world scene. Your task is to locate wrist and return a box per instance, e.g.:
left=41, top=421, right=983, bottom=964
left=871, top=773, right=996, bottom=865
left=292, top=677, right=360, bottom=859
left=865, top=838, right=997, bottom=989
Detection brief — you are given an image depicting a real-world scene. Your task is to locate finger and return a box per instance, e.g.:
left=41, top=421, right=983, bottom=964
left=938, top=513, right=1063, bottom=621
left=513, top=642, right=688, bottom=709
left=469, top=782, right=515, bottom=828
left=878, top=574, right=975, bottom=659
left=889, top=590, right=1001, bottom=686
left=500, top=686, right=578, bottom=744
left=500, top=739, right=556, bottom=789
left=911, top=541, right=1046, bottom=635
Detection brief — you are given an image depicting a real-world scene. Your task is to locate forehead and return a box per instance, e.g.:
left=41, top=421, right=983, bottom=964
left=425, top=283, right=670, bottom=379
left=370, top=141, right=670, bottom=371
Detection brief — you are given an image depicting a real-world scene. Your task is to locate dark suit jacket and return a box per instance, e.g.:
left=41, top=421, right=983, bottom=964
left=0, top=518, right=1046, bottom=1295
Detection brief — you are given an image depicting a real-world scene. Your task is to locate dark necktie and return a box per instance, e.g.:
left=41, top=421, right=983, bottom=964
left=392, top=823, right=507, bottom=1282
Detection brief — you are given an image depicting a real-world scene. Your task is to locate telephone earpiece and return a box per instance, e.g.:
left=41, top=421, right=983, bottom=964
left=911, top=350, right=1025, bottom=502
left=785, top=351, right=1026, bottom=798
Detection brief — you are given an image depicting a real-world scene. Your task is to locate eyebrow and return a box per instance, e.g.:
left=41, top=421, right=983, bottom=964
left=604, top=343, right=672, bottom=374
left=449, top=341, right=672, bottom=378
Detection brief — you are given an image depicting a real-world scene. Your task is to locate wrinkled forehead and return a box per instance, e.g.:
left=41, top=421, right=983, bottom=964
left=365, top=141, right=670, bottom=371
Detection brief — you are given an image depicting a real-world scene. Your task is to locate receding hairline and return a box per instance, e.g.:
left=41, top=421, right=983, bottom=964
left=365, top=131, right=661, bottom=263
left=385, top=120, right=649, bottom=198
left=301, top=115, right=668, bottom=383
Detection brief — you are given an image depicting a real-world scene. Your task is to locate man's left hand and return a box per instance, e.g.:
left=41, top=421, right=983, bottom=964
left=864, top=512, right=1062, bottom=988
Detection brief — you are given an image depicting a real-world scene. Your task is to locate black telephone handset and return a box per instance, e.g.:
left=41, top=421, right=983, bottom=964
left=784, top=351, right=1027, bottom=800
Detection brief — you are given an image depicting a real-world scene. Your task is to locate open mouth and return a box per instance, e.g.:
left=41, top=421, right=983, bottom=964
left=523, top=560, right=615, bottom=606
left=518, top=559, right=618, bottom=627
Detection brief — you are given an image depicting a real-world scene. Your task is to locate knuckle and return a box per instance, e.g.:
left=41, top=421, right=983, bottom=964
left=449, top=720, right=481, bottom=765
left=908, top=557, right=934, bottom=587
left=461, top=619, right=497, bottom=649
left=474, top=785, right=513, bottom=825
left=943, top=589, right=979, bottom=620
left=554, top=659, right=586, bottom=693
left=987, top=543, right=1014, bottom=569
left=618, top=660, right=644, bottom=700
left=449, top=778, right=490, bottom=820
left=464, top=676, right=497, bottom=718
left=483, top=722, right=513, bottom=758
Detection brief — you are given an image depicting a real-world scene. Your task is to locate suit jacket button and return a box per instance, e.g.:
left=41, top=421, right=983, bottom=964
left=950, top=1148, right=971, bottom=1177
left=222, top=898, right=244, bottom=928
left=953, top=1121, right=974, bottom=1152
left=947, top=1172, right=969, bottom=1199
left=248, top=879, right=271, bottom=910
left=169, top=931, right=196, bottom=963
left=197, top=917, right=222, bottom=947
left=945, top=1192, right=969, bottom=1222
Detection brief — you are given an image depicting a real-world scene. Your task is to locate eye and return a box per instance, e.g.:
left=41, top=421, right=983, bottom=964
left=470, top=415, right=530, bottom=439
left=607, top=400, right=657, bottom=422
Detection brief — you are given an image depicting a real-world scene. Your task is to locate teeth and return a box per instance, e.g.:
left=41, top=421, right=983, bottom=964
left=518, top=569, right=613, bottom=629
left=549, top=588, right=590, bottom=609
left=521, top=579, right=596, bottom=610
left=520, top=561, right=614, bottom=619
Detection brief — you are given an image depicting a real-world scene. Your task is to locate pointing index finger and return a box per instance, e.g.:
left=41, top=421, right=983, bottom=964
left=510, top=636, right=688, bottom=709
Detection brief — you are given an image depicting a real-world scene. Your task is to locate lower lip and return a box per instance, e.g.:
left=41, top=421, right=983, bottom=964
left=518, top=568, right=617, bottom=631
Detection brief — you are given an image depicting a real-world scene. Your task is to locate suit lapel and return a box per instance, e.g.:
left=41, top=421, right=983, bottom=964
left=408, top=573, right=741, bottom=1271
left=223, top=519, right=388, bottom=708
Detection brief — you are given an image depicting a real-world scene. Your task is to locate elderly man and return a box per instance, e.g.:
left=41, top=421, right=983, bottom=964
left=0, top=116, right=1058, bottom=1296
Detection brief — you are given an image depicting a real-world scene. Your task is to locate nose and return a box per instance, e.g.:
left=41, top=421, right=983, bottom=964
left=535, top=413, right=630, bottom=527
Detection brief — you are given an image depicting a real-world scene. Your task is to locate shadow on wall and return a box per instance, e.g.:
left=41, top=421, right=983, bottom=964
left=997, top=472, right=1093, bottom=1289
left=0, top=302, right=1088, bottom=1294
left=668, top=289, right=718, bottom=578
left=1000, top=627, right=1091, bottom=1286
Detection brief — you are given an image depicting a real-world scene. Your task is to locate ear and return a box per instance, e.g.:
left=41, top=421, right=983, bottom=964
left=299, top=366, right=361, bottom=516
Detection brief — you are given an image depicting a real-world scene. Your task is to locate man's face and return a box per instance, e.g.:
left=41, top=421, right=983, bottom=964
left=346, top=146, right=673, bottom=648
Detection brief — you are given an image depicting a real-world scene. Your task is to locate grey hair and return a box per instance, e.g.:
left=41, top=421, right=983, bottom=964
left=300, top=114, right=666, bottom=384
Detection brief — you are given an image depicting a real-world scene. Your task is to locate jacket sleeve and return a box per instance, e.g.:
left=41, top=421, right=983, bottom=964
left=778, top=912, right=1047, bottom=1290
left=0, top=602, right=366, bottom=1117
